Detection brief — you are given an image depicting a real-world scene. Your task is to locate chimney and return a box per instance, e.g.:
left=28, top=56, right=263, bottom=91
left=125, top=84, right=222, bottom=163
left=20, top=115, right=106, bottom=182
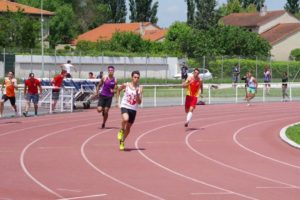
left=139, top=22, right=145, bottom=36
left=260, top=4, right=267, bottom=16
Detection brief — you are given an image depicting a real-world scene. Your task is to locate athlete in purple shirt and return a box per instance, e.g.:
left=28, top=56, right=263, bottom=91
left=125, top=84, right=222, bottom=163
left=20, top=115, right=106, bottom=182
left=96, top=66, right=118, bottom=128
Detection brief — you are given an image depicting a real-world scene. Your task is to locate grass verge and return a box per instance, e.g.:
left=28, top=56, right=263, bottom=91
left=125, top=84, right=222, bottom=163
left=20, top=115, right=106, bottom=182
left=286, top=124, right=300, bottom=145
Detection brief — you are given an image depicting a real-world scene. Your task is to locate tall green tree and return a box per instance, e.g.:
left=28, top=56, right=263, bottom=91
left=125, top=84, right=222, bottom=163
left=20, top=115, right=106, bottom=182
left=0, top=11, right=39, bottom=48
left=218, top=0, right=257, bottom=17
left=105, top=0, right=127, bottom=23
left=194, top=0, right=218, bottom=30
left=240, top=0, right=265, bottom=11
left=48, top=4, right=78, bottom=46
left=185, top=0, right=195, bottom=26
left=129, top=0, right=159, bottom=24
left=285, top=0, right=300, bottom=14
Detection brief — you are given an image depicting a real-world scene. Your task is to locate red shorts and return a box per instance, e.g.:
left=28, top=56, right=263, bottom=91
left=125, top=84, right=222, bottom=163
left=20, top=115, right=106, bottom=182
left=185, top=95, right=198, bottom=110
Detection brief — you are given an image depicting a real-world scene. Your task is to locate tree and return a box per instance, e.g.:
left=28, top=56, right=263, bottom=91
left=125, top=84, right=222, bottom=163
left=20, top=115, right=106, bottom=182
left=240, top=0, right=265, bottom=11
left=285, top=0, right=300, bottom=14
left=194, top=0, right=218, bottom=30
left=107, top=0, right=127, bottom=23
left=185, top=0, right=195, bottom=26
left=164, top=22, right=196, bottom=57
left=218, top=0, right=257, bottom=17
left=48, top=5, right=78, bottom=46
left=129, top=0, right=159, bottom=24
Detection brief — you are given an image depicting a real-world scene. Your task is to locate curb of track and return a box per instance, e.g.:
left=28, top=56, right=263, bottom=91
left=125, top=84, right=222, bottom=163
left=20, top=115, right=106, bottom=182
left=280, top=122, right=300, bottom=149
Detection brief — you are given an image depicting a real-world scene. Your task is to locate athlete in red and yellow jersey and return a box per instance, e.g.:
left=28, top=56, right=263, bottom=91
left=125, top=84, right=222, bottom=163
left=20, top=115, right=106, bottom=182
left=182, top=68, right=203, bottom=127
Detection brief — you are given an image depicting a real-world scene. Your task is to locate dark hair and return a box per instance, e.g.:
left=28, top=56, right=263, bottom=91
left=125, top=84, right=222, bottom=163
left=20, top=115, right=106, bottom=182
left=29, top=72, right=34, bottom=77
left=8, top=71, right=14, bottom=75
left=67, top=60, right=71, bottom=63
left=194, top=68, right=200, bottom=73
left=108, top=65, right=114, bottom=70
left=89, top=72, right=93, bottom=75
left=131, top=70, right=140, bottom=77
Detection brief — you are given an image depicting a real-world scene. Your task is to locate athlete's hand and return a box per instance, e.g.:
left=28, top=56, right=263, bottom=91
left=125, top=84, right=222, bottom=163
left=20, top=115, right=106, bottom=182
left=137, top=86, right=143, bottom=95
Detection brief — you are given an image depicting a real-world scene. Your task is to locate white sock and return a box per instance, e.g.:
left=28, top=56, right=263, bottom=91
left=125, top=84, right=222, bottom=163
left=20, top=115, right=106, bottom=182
left=186, top=112, right=193, bottom=123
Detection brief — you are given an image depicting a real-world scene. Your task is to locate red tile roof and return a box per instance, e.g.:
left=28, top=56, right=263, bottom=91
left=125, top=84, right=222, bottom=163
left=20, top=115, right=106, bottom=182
left=143, top=29, right=167, bottom=41
left=221, top=10, right=286, bottom=27
left=261, top=23, right=300, bottom=45
left=73, top=22, right=166, bottom=45
left=0, top=0, right=54, bottom=16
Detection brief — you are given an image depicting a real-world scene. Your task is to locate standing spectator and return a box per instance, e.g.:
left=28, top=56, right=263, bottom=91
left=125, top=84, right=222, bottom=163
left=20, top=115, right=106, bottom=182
left=282, top=72, right=289, bottom=102
left=0, top=71, right=18, bottom=117
left=245, top=72, right=257, bottom=106
left=182, top=68, right=203, bottom=127
left=96, top=71, right=103, bottom=79
left=88, top=72, right=95, bottom=79
left=60, top=60, right=78, bottom=78
left=232, top=63, right=240, bottom=87
left=51, top=70, right=67, bottom=112
left=263, top=66, right=271, bottom=95
left=181, top=62, right=189, bottom=81
left=96, top=66, right=118, bottom=128
left=117, top=70, right=143, bottom=151
left=23, top=73, right=42, bottom=117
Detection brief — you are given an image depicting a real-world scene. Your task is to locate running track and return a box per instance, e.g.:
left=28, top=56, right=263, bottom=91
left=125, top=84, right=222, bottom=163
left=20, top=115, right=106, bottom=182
left=0, top=102, right=299, bottom=200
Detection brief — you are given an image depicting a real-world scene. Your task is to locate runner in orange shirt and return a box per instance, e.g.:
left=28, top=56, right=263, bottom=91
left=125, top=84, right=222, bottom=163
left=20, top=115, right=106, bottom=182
left=182, top=68, right=203, bottom=127
left=0, top=71, right=18, bottom=117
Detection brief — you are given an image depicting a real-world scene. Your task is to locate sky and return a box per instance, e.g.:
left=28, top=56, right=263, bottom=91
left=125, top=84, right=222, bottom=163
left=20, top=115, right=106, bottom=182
left=155, top=0, right=287, bottom=28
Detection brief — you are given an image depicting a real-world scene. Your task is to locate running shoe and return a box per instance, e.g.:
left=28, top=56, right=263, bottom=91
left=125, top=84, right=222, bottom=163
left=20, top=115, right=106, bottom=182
left=119, top=141, right=125, bottom=151
left=101, top=123, right=105, bottom=129
left=23, top=111, right=28, bottom=117
left=184, top=122, right=188, bottom=127
left=117, top=129, right=124, bottom=141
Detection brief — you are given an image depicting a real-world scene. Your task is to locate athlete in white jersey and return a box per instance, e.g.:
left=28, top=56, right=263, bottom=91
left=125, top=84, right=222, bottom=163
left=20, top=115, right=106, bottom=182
left=117, top=71, right=143, bottom=151
left=60, top=60, right=77, bottom=78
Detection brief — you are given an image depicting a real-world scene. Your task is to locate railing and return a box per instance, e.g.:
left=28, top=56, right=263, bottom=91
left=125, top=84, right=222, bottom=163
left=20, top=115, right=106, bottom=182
left=1, top=82, right=299, bottom=118
left=1, top=85, right=74, bottom=118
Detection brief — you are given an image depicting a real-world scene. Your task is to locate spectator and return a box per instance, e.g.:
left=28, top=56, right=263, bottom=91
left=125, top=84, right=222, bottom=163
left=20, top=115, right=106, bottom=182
left=263, top=66, right=271, bottom=95
left=181, top=62, right=189, bottom=81
left=51, top=70, right=67, bottom=112
left=23, top=73, right=42, bottom=117
left=282, top=72, right=289, bottom=102
left=60, top=60, right=77, bottom=78
left=96, top=71, right=103, bottom=79
left=88, top=72, right=95, bottom=79
left=232, top=63, right=240, bottom=87
left=0, top=71, right=18, bottom=117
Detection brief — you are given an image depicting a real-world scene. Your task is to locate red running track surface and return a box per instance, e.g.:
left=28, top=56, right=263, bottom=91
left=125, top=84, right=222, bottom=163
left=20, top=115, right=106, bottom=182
left=0, top=102, right=300, bottom=200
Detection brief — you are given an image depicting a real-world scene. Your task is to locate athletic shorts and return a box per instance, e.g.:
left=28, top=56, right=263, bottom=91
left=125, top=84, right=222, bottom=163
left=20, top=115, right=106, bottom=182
left=52, top=90, right=60, bottom=100
left=1, top=95, right=16, bottom=106
left=121, top=107, right=137, bottom=124
left=98, top=95, right=113, bottom=108
left=247, top=87, right=256, bottom=94
left=26, top=93, right=39, bottom=104
left=185, top=95, right=198, bottom=110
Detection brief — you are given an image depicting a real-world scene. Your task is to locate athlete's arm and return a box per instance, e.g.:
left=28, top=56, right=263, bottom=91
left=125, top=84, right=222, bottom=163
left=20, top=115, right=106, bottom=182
left=136, top=86, right=143, bottom=105
left=95, top=77, right=104, bottom=96
left=182, top=77, right=190, bottom=88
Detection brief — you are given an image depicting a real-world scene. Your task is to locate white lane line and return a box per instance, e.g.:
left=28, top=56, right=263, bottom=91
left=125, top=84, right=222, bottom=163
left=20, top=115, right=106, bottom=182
left=256, top=186, right=299, bottom=189
left=0, top=198, right=12, bottom=200
left=135, top=119, right=258, bottom=200
left=81, top=118, right=179, bottom=200
left=56, top=194, right=106, bottom=200
left=185, top=115, right=300, bottom=189
left=233, top=116, right=300, bottom=170
left=191, top=192, right=233, bottom=195
left=57, top=188, right=82, bottom=193
left=20, top=122, right=102, bottom=199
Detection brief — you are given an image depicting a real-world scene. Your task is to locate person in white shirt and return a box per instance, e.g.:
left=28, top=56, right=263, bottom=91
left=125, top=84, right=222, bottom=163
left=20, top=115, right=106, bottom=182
left=117, top=70, right=143, bottom=151
left=60, top=60, right=77, bottom=78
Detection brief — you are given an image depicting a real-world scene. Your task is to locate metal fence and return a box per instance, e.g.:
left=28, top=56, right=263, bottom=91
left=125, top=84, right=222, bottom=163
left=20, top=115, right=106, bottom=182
left=1, top=48, right=300, bottom=83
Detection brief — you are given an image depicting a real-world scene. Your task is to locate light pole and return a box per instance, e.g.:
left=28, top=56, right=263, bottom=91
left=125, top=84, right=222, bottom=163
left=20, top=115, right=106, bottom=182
left=41, top=0, right=44, bottom=78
